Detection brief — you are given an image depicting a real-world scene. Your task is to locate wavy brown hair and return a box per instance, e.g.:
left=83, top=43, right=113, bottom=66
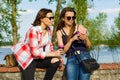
left=32, top=8, right=52, bottom=26
left=56, top=7, right=76, bottom=41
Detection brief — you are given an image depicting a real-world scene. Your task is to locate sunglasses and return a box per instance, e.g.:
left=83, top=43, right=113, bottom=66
left=66, top=16, right=76, bottom=21
left=46, top=17, right=54, bottom=20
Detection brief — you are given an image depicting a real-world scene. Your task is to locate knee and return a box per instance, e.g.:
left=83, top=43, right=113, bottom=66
left=51, top=58, right=60, bottom=64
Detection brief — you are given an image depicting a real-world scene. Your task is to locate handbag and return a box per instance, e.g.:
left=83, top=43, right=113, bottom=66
left=81, top=56, right=100, bottom=73
left=4, top=54, right=18, bottom=67
left=72, top=45, right=100, bottom=73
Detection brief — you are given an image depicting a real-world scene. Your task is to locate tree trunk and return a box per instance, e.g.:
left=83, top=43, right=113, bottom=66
left=11, top=0, right=18, bottom=45
left=52, top=0, right=62, bottom=49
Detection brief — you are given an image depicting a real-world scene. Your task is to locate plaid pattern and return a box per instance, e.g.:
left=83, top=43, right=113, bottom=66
left=12, top=26, right=54, bottom=70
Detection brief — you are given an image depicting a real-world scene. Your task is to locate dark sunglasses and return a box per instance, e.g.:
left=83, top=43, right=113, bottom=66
left=66, top=16, right=76, bottom=20
left=46, top=17, right=54, bottom=20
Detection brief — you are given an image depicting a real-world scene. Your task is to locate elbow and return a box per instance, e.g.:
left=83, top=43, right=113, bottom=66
left=32, top=52, right=39, bottom=58
left=87, top=43, right=91, bottom=49
left=64, top=48, right=68, bottom=54
left=32, top=51, right=45, bottom=59
left=30, top=47, right=45, bottom=59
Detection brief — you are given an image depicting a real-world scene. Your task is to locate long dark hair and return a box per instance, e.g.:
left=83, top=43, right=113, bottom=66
left=32, top=8, right=52, bottom=26
left=56, top=7, right=76, bottom=41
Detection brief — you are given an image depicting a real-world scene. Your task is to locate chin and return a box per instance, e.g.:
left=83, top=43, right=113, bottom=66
left=68, top=24, right=73, bottom=27
left=68, top=23, right=73, bottom=26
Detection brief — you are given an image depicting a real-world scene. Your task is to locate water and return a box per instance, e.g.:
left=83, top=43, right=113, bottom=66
left=91, top=46, right=120, bottom=63
left=0, top=47, right=13, bottom=64
left=0, top=46, right=120, bottom=64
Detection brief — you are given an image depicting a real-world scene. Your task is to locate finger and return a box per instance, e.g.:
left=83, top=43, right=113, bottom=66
left=59, top=51, right=64, bottom=55
left=59, top=50, right=64, bottom=53
left=59, top=49, right=64, bottom=51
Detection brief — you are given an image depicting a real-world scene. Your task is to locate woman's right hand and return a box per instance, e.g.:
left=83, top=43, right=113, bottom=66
left=70, top=34, right=80, bottom=42
left=53, top=49, right=64, bottom=57
left=45, top=49, right=64, bottom=57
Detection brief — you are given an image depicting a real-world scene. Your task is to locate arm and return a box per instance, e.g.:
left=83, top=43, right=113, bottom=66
left=28, top=29, right=60, bottom=59
left=84, top=35, right=91, bottom=49
left=77, top=25, right=91, bottom=49
left=56, top=30, right=79, bottom=53
left=28, top=29, right=46, bottom=59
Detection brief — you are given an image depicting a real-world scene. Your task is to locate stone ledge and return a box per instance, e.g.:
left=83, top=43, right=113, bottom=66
left=0, top=67, right=20, bottom=72
left=0, top=64, right=65, bottom=73
left=0, top=63, right=120, bottom=73
left=100, top=63, right=120, bottom=70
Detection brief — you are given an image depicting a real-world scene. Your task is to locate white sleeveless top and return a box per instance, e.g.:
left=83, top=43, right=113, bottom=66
left=41, top=32, right=49, bottom=47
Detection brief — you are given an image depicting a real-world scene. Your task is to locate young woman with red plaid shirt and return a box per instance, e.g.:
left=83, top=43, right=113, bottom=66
left=12, top=8, right=64, bottom=80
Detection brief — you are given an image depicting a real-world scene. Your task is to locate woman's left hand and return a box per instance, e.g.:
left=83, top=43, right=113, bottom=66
left=78, top=33, right=87, bottom=40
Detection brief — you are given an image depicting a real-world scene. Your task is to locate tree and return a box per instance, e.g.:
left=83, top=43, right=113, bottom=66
left=109, top=12, right=120, bottom=46
left=85, top=13, right=108, bottom=46
left=49, top=0, right=62, bottom=49
left=70, top=0, right=94, bottom=24
left=72, top=0, right=88, bottom=24
left=48, top=0, right=66, bottom=49
left=114, top=12, right=120, bottom=34
left=11, top=0, right=20, bottom=45
left=0, top=1, right=12, bottom=44
left=0, top=0, right=21, bottom=45
left=48, top=0, right=92, bottom=48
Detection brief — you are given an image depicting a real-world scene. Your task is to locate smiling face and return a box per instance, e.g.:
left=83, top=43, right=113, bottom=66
left=32, top=8, right=53, bottom=27
left=63, top=11, right=76, bottom=27
left=41, top=12, right=54, bottom=27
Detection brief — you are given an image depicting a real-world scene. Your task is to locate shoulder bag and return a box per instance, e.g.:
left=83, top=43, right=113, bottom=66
left=72, top=45, right=100, bottom=73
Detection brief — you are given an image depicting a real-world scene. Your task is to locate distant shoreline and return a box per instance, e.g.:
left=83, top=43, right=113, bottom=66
left=0, top=46, right=12, bottom=48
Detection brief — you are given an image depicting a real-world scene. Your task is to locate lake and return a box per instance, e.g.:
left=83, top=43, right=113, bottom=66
left=0, top=46, right=120, bottom=64
left=0, top=47, right=13, bottom=64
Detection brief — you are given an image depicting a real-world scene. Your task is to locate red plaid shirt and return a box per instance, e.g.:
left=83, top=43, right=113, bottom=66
left=12, top=26, right=54, bottom=70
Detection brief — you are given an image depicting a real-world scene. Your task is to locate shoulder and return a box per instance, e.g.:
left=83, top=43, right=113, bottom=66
left=27, top=26, right=41, bottom=36
left=56, top=30, right=62, bottom=36
left=76, top=24, right=87, bottom=34
left=49, top=26, right=53, bottom=31
left=29, top=26, right=40, bottom=32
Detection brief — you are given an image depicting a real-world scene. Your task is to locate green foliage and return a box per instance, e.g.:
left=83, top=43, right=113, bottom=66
left=0, top=0, right=21, bottom=46
left=84, top=12, right=120, bottom=48
left=0, top=0, right=119, bottom=48
left=71, top=0, right=88, bottom=24
left=115, top=12, right=120, bottom=30
left=48, top=0, right=67, bottom=48
left=0, top=41, right=13, bottom=46
left=67, top=0, right=120, bottom=47
left=84, top=13, right=108, bottom=47
left=29, top=0, right=37, bottom=2
left=0, top=1, right=12, bottom=42
left=108, top=12, right=120, bottom=46
left=48, top=0, right=66, bottom=4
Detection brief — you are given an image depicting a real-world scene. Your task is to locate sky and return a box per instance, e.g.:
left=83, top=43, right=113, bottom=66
left=18, top=0, right=120, bottom=41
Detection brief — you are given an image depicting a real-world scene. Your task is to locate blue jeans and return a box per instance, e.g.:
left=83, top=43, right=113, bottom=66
left=66, top=51, right=91, bottom=80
